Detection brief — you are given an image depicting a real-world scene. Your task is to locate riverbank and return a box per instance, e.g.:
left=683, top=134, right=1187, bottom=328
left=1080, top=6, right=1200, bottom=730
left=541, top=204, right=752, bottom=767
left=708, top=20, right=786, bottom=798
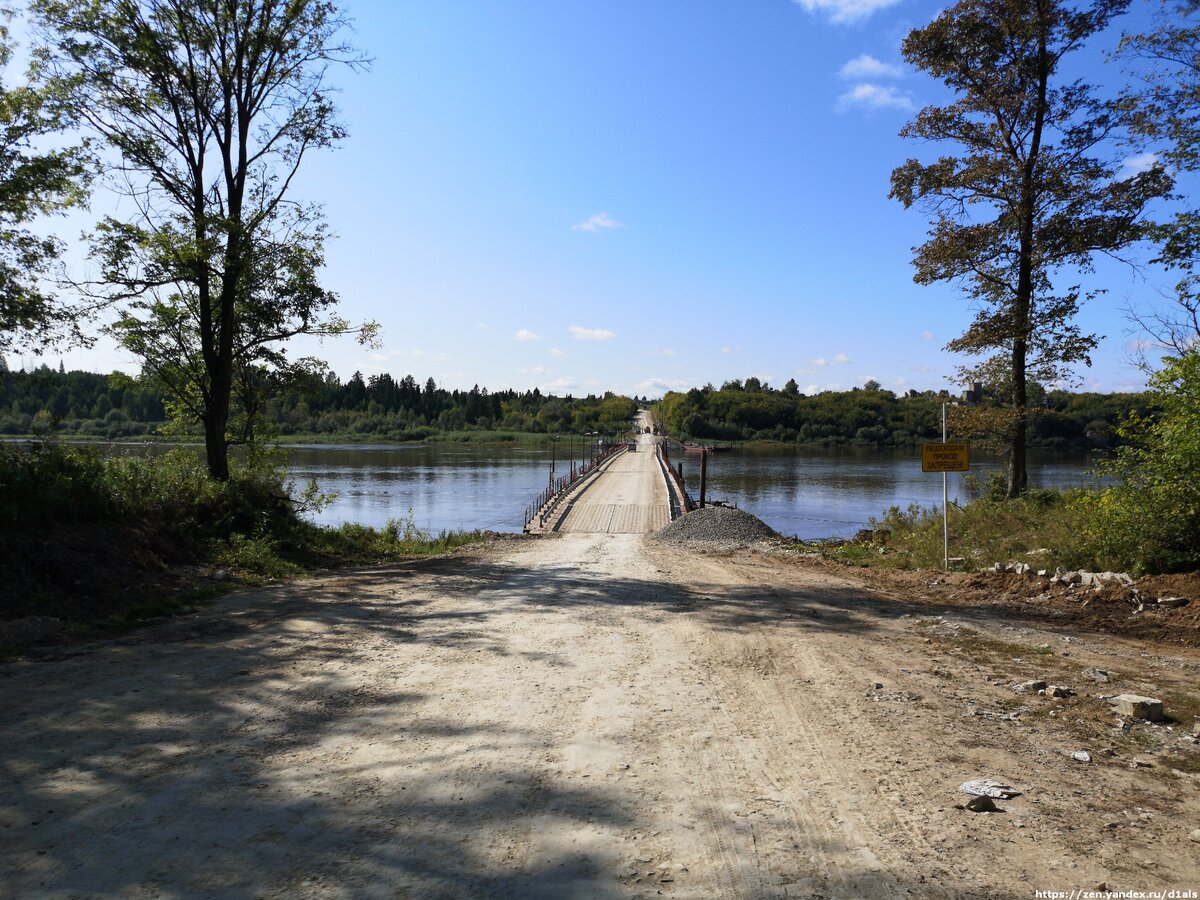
left=0, top=442, right=488, bottom=646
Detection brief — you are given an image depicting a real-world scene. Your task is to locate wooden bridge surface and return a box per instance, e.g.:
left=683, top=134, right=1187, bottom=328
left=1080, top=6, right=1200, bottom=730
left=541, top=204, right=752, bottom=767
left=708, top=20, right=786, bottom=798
left=530, top=414, right=672, bottom=535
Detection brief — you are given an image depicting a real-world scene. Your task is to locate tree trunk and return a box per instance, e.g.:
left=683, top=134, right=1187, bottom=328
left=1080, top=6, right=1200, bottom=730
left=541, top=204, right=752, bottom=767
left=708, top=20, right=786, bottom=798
left=203, top=402, right=230, bottom=481
left=1009, top=336, right=1028, bottom=498
left=1006, top=0, right=1048, bottom=501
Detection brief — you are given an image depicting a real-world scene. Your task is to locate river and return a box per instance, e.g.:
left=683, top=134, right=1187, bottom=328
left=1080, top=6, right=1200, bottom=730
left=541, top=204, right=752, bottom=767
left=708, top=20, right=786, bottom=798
left=282, top=442, right=1105, bottom=540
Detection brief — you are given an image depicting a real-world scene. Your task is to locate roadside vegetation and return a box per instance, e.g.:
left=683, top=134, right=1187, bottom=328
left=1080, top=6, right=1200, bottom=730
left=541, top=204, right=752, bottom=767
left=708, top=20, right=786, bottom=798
left=0, top=441, right=485, bottom=630
left=823, top=349, right=1200, bottom=576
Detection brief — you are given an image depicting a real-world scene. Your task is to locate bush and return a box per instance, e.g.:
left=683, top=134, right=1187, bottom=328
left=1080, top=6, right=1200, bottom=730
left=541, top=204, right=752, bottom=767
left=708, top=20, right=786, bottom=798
left=832, top=490, right=1093, bottom=571
left=1071, top=350, right=1200, bottom=574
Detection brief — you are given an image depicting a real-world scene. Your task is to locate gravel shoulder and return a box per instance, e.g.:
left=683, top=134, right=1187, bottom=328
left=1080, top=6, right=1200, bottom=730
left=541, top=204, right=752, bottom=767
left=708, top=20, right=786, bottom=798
left=2, top=533, right=1198, bottom=898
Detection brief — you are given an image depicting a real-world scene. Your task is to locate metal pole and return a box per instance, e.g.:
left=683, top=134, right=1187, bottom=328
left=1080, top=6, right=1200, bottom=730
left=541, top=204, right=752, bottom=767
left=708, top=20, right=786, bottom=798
left=699, top=448, right=708, bottom=509
left=942, top=402, right=949, bottom=571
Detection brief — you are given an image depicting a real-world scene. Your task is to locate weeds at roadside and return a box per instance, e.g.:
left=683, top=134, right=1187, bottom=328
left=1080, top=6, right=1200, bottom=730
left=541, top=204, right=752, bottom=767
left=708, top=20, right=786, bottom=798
left=1, top=442, right=488, bottom=631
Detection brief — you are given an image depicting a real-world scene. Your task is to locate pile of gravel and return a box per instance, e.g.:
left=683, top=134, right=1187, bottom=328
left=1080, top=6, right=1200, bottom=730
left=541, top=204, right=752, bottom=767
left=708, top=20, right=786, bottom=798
left=654, top=506, right=779, bottom=548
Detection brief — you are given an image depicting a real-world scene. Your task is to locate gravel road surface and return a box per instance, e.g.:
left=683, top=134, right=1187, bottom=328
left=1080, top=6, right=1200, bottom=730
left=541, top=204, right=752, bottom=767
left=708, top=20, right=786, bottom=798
left=3, top=532, right=1199, bottom=898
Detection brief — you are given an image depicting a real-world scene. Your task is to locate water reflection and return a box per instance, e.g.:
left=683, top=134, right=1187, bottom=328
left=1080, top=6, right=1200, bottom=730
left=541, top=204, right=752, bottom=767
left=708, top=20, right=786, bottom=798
left=673, top=446, right=1106, bottom=539
left=55, top=440, right=1107, bottom=539
left=284, top=443, right=568, bottom=534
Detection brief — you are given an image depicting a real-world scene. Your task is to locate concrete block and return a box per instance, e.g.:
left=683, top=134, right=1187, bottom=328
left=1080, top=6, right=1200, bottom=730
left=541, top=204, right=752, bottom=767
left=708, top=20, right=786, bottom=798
left=1111, top=694, right=1165, bottom=722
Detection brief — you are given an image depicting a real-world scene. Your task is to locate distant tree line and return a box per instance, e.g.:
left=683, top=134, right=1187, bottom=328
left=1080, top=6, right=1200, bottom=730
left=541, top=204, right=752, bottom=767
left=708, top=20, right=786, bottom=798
left=0, top=365, right=641, bottom=441
left=655, top=378, right=1151, bottom=452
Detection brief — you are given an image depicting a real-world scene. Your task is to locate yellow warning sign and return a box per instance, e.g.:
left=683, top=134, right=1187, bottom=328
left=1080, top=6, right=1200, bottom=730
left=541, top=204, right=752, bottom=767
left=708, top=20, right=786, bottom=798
left=921, top=442, right=970, bottom=472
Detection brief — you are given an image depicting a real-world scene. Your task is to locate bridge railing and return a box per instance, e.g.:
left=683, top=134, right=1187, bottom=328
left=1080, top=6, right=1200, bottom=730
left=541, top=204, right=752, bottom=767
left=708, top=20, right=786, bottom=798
left=656, top=440, right=696, bottom=520
left=523, top=441, right=628, bottom=530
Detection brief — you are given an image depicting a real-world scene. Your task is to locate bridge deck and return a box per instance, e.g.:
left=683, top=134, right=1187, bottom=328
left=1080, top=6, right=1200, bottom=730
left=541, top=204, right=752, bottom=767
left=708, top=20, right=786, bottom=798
left=536, top=415, right=671, bottom=535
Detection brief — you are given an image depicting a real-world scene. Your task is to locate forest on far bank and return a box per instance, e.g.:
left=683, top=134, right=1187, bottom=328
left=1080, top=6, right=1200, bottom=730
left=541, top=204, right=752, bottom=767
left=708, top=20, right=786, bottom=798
left=1, top=364, right=1151, bottom=453
left=655, top=378, right=1152, bottom=451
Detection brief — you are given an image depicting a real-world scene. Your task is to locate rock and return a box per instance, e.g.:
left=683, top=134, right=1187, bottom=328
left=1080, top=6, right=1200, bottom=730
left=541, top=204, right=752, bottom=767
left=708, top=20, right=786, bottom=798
left=1037, top=569, right=1048, bottom=577
left=1130, top=758, right=1153, bottom=769
left=1192, top=722, right=1200, bottom=737
left=1082, top=667, right=1111, bottom=684
left=964, top=795, right=997, bottom=812
left=1046, top=685, right=1075, bottom=699
left=1111, top=694, right=1166, bottom=722
left=1015, top=680, right=1047, bottom=693
left=1071, top=751, right=1091, bottom=763
left=1158, top=596, right=1188, bottom=608
left=1190, top=829, right=1200, bottom=844
left=655, top=507, right=778, bottom=547
left=959, top=780, right=1021, bottom=799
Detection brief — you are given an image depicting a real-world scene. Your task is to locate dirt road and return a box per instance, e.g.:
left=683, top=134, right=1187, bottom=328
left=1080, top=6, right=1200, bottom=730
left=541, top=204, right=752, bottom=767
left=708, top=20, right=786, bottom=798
left=3, top=533, right=1199, bottom=898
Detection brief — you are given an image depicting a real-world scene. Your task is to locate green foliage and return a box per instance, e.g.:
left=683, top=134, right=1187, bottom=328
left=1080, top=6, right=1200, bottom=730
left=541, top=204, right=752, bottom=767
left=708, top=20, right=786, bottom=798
left=891, top=0, right=1171, bottom=497
left=0, top=440, right=287, bottom=537
left=0, top=441, right=486, bottom=625
left=0, top=9, right=91, bottom=352
left=33, top=0, right=373, bottom=478
left=0, top=365, right=645, bottom=441
left=830, top=491, right=1091, bottom=571
left=654, top=380, right=1143, bottom=450
left=1070, top=350, right=1200, bottom=573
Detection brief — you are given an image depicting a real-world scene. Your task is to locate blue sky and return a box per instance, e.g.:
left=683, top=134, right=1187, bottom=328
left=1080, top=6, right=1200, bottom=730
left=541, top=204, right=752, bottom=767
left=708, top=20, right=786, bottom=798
left=15, top=0, right=1181, bottom=397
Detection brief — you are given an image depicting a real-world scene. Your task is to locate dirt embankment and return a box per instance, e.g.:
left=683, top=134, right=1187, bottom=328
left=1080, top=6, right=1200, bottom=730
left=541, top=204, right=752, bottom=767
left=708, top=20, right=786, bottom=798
left=1, top=533, right=1198, bottom=898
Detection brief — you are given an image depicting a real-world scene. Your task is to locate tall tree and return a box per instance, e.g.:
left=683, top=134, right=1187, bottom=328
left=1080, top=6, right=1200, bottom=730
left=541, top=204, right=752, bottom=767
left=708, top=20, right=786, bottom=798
left=890, top=0, right=1169, bottom=497
left=0, top=5, right=89, bottom=353
left=1119, top=0, right=1200, bottom=355
left=34, top=0, right=372, bottom=479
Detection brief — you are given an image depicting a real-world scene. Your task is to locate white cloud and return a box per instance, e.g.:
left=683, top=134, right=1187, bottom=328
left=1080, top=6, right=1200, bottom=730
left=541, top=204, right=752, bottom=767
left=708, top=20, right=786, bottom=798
left=571, top=212, right=622, bottom=233
left=921, top=330, right=935, bottom=341
left=834, top=352, right=851, bottom=364
left=548, top=376, right=580, bottom=392
left=1121, top=152, right=1160, bottom=176
left=838, top=54, right=903, bottom=80
left=793, top=0, right=903, bottom=24
left=634, top=377, right=690, bottom=398
left=397, top=349, right=451, bottom=363
left=804, top=384, right=820, bottom=395
left=838, top=83, right=915, bottom=112
left=720, top=345, right=738, bottom=354
left=839, top=83, right=915, bottom=112
left=547, top=347, right=568, bottom=359
left=893, top=377, right=909, bottom=387
left=519, top=365, right=551, bottom=376
left=649, top=347, right=676, bottom=357
left=569, top=325, right=615, bottom=341
left=514, top=329, right=541, bottom=342
left=810, top=357, right=829, bottom=368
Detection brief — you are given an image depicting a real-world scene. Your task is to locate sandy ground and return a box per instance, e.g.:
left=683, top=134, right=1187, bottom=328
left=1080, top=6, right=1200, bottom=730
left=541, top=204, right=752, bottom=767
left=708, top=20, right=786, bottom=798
left=3, top=530, right=1200, bottom=899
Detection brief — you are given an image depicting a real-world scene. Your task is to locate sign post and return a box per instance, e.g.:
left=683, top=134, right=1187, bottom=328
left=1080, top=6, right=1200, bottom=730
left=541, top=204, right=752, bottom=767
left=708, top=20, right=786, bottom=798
left=922, top=405, right=969, bottom=569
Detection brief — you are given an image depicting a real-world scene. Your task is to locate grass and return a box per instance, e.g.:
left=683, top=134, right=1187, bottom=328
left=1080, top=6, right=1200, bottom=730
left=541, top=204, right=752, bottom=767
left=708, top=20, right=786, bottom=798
left=0, top=441, right=488, bottom=634
left=924, top=629, right=1056, bottom=665
left=92, top=584, right=234, bottom=633
left=821, top=486, right=1100, bottom=572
